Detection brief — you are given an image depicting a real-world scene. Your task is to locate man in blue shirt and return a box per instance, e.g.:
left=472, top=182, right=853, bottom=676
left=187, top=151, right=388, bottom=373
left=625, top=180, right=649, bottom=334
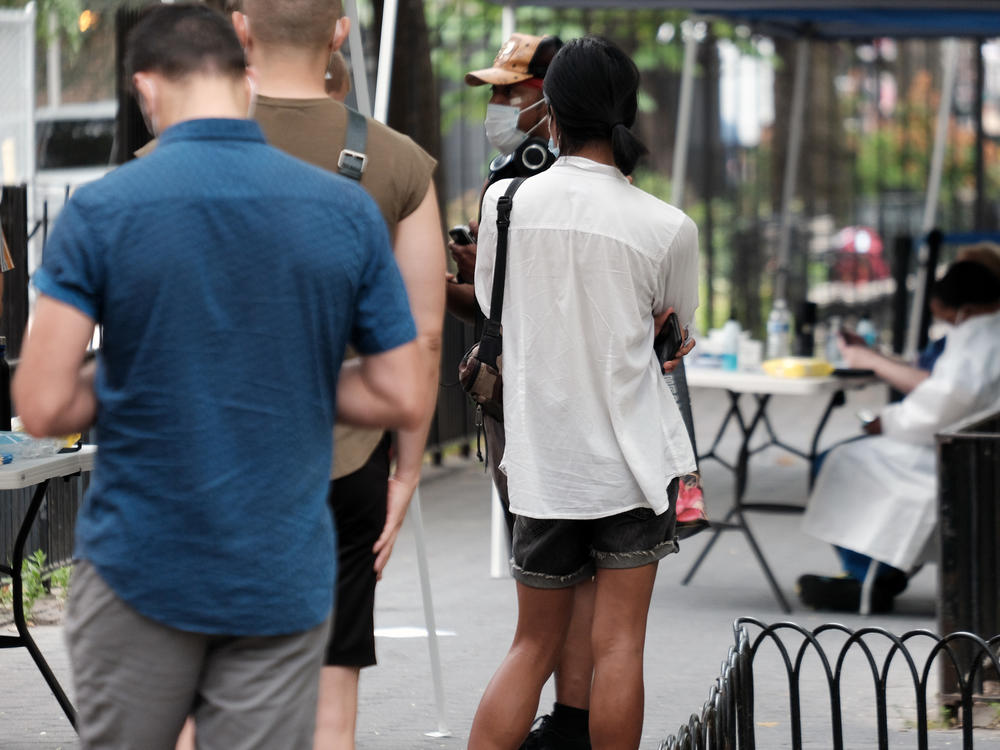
left=12, top=6, right=424, bottom=749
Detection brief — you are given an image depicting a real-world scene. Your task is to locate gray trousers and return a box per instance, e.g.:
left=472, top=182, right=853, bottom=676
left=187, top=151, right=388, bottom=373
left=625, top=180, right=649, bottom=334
left=65, top=561, right=331, bottom=750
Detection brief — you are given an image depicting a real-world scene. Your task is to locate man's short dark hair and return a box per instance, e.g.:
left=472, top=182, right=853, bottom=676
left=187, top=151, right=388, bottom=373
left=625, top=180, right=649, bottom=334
left=931, top=260, right=1000, bottom=310
left=126, top=3, right=246, bottom=83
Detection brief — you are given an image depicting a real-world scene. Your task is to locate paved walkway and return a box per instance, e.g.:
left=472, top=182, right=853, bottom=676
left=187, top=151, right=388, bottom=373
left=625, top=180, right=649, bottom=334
left=3, top=382, right=997, bottom=748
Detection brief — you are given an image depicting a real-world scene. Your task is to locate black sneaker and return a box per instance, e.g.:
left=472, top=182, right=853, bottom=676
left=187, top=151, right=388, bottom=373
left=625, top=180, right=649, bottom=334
left=796, top=573, right=902, bottom=613
left=519, top=715, right=592, bottom=750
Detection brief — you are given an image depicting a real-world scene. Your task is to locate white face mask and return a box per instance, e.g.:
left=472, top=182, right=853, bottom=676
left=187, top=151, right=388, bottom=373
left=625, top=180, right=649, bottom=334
left=484, top=98, right=547, bottom=155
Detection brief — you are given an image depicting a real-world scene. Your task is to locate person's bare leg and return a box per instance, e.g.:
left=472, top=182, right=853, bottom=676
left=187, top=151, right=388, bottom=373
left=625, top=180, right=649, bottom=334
left=175, top=718, right=195, bottom=750
left=314, top=666, right=360, bottom=750
left=468, top=583, right=575, bottom=750
left=589, top=564, right=658, bottom=750
left=553, top=578, right=595, bottom=709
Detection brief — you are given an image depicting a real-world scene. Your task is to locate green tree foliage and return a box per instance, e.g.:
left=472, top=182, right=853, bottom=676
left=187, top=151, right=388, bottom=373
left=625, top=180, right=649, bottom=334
left=424, top=0, right=722, bottom=131
left=0, top=0, right=82, bottom=51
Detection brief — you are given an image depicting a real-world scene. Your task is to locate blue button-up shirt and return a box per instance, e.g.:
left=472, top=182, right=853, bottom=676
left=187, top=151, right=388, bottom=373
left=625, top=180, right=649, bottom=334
left=34, top=118, right=415, bottom=635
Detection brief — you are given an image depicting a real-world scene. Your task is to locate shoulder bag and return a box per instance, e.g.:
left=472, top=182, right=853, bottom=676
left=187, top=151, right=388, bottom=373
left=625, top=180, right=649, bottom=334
left=457, top=177, right=526, bottom=421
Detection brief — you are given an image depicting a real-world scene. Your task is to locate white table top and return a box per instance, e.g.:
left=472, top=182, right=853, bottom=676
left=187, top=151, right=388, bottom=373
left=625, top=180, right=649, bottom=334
left=0, top=445, right=96, bottom=491
left=686, top=367, right=877, bottom=396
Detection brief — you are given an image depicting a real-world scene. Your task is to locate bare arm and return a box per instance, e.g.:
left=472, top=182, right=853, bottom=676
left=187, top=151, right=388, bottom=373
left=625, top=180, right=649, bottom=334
left=13, top=295, right=97, bottom=436
left=445, top=276, right=480, bottom=324
left=654, top=305, right=697, bottom=374
left=373, top=182, right=446, bottom=575
left=838, top=335, right=930, bottom=394
left=336, top=340, right=424, bottom=431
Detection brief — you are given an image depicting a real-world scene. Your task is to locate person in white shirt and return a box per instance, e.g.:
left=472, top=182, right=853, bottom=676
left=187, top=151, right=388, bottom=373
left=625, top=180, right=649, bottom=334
left=467, top=36, right=699, bottom=750
left=800, top=260, right=1000, bottom=613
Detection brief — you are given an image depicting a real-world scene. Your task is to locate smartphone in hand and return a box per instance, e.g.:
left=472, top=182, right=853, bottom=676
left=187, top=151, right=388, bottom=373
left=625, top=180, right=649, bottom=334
left=448, top=225, right=475, bottom=245
left=654, top=312, right=684, bottom=365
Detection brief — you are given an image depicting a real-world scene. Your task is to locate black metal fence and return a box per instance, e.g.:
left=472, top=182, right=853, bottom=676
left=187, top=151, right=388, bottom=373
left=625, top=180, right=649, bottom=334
left=938, top=408, right=1000, bottom=704
left=661, top=617, right=1000, bottom=750
left=0, top=474, right=88, bottom=574
left=0, top=184, right=30, bottom=359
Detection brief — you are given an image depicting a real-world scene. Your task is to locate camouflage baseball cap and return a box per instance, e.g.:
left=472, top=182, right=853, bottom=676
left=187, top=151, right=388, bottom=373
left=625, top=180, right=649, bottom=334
left=465, top=33, right=563, bottom=86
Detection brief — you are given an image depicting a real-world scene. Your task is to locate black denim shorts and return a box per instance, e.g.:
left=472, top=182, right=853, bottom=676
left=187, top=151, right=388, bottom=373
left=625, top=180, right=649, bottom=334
left=511, top=478, right=679, bottom=589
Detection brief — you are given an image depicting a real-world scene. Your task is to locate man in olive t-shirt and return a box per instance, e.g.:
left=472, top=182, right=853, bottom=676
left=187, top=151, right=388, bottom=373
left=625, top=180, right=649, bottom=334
left=235, top=2, right=445, bottom=748
left=254, top=98, right=437, bottom=478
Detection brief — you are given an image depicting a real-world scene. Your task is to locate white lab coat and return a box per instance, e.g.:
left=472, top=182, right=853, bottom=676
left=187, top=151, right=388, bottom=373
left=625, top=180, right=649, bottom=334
left=802, top=309, right=1000, bottom=571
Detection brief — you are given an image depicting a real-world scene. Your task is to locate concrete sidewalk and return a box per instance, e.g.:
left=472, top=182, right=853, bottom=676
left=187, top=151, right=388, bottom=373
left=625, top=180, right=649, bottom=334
left=3, top=383, right=996, bottom=749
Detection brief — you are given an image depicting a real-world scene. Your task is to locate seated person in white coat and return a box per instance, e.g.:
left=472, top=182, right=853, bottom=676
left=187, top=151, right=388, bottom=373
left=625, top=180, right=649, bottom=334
left=836, top=242, right=1000, bottom=394
left=799, top=260, right=1000, bottom=613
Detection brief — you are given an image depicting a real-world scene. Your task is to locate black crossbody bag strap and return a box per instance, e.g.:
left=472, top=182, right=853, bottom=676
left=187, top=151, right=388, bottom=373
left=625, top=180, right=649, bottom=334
left=337, top=107, right=368, bottom=181
left=478, top=177, right=526, bottom=365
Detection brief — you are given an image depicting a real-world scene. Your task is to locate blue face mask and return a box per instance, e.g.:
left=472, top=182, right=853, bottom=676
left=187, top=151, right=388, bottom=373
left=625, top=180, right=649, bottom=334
left=548, top=137, right=560, bottom=158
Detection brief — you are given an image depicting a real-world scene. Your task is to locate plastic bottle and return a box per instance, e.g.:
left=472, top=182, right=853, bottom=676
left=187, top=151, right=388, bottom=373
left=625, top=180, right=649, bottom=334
left=826, top=315, right=844, bottom=366
left=0, top=337, right=10, bottom=431
left=721, top=319, right=741, bottom=371
left=766, top=299, right=791, bottom=360
left=856, top=315, right=878, bottom=348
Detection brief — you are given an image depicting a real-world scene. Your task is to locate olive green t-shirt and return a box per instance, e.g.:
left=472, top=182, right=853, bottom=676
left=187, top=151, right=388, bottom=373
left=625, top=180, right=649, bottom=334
left=255, top=96, right=437, bottom=479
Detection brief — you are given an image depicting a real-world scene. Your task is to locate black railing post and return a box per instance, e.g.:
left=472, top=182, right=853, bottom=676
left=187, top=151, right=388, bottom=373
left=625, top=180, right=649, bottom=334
left=113, top=5, right=154, bottom=164
left=917, top=229, right=944, bottom=354
left=890, top=234, right=912, bottom=357
left=0, top=184, right=30, bottom=358
left=937, top=409, right=1000, bottom=705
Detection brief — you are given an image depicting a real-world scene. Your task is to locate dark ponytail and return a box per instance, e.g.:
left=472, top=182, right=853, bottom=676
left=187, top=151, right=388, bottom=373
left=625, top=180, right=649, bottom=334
left=543, top=36, right=648, bottom=175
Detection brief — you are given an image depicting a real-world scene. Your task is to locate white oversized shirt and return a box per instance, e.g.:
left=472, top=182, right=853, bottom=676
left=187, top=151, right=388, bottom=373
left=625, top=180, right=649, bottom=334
left=475, top=156, right=699, bottom=519
left=803, top=309, right=1000, bottom=569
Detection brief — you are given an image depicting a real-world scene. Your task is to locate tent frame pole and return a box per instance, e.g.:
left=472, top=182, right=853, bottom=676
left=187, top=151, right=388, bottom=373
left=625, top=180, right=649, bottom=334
left=490, top=2, right=517, bottom=583
left=373, top=0, right=399, bottom=123
left=502, top=4, right=516, bottom=40
left=905, top=38, right=958, bottom=359
left=671, top=21, right=700, bottom=208
left=775, top=38, right=810, bottom=303
left=343, top=0, right=449, bottom=737
left=344, top=0, right=373, bottom=117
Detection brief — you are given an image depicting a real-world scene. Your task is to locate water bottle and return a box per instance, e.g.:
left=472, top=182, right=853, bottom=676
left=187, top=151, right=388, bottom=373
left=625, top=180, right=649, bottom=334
left=0, top=337, right=10, bottom=431
left=721, top=318, right=741, bottom=371
left=766, top=299, right=791, bottom=359
left=826, top=315, right=844, bottom=366
left=856, top=315, right=878, bottom=348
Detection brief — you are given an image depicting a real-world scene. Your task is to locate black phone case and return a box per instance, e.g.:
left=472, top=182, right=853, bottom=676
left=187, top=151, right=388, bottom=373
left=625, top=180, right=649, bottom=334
left=654, top=313, right=684, bottom=364
left=448, top=227, right=474, bottom=245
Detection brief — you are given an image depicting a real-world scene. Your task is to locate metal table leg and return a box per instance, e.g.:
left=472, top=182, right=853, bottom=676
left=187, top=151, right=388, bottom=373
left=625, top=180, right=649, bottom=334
left=0, top=479, right=77, bottom=729
left=683, top=391, right=747, bottom=585
left=682, top=391, right=793, bottom=612
left=697, top=390, right=739, bottom=473
left=734, top=394, right=770, bottom=502
left=732, top=506, right=792, bottom=613
left=807, top=390, right=846, bottom=490
left=681, top=504, right=740, bottom=586
left=682, top=385, right=853, bottom=611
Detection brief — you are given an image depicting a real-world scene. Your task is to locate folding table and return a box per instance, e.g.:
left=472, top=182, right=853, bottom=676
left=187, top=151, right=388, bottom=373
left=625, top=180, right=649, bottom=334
left=683, top=369, right=874, bottom=611
left=0, top=445, right=96, bottom=728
